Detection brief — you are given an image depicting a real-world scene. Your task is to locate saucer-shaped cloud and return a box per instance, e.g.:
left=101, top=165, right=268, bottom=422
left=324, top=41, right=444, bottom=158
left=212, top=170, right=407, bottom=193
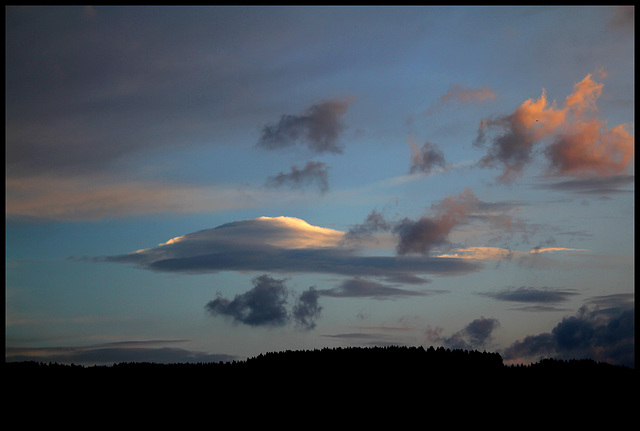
left=104, top=216, right=481, bottom=278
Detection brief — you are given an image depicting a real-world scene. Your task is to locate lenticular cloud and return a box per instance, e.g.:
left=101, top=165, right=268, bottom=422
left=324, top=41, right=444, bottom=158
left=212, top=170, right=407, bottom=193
left=103, top=216, right=481, bottom=278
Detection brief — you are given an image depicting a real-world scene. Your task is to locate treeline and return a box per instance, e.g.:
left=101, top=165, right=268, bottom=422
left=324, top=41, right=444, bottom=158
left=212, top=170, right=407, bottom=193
left=5, top=345, right=633, bottom=383
left=5, top=345, right=636, bottom=412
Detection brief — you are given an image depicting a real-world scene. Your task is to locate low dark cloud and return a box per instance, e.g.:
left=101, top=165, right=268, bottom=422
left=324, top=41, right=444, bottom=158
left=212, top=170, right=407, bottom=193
left=206, top=274, right=323, bottom=330
left=479, top=286, right=579, bottom=305
left=257, top=98, right=352, bottom=154
left=534, top=175, right=634, bottom=195
left=6, top=340, right=237, bottom=366
left=409, top=140, right=446, bottom=175
left=266, top=161, right=329, bottom=193
left=317, top=278, right=432, bottom=300
left=441, top=317, right=501, bottom=350
left=503, top=295, right=634, bottom=367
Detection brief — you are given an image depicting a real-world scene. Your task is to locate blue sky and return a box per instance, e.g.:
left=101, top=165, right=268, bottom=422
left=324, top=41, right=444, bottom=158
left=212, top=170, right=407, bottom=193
left=6, top=6, right=634, bottom=367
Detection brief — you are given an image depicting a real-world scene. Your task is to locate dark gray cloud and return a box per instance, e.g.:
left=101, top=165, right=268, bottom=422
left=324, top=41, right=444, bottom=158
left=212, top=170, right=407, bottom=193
left=100, top=217, right=482, bottom=279
left=341, top=210, right=392, bottom=245
left=473, top=114, right=536, bottom=183
left=266, top=161, right=329, bottom=193
left=479, top=286, right=579, bottom=305
left=317, top=278, right=432, bottom=300
left=292, top=287, right=323, bottom=330
left=6, top=340, right=237, bottom=366
left=533, top=175, right=634, bottom=195
left=409, top=140, right=446, bottom=175
left=206, top=274, right=323, bottom=330
left=206, top=274, right=290, bottom=327
left=257, top=99, right=351, bottom=154
left=503, top=297, right=635, bottom=367
left=442, top=317, right=501, bottom=350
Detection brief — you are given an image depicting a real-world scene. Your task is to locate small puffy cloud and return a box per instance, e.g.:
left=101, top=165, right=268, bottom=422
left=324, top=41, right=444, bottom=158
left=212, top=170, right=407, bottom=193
left=257, top=98, right=352, bottom=154
left=292, top=287, right=323, bottom=330
left=206, top=274, right=290, bottom=327
left=266, top=161, right=329, bottom=193
left=441, top=317, right=501, bottom=350
left=395, top=189, right=480, bottom=255
left=206, top=275, right=322, bottom=329
left=474, top=72, right=634, bottom=182
left=409, top=139, right=446, bottom=175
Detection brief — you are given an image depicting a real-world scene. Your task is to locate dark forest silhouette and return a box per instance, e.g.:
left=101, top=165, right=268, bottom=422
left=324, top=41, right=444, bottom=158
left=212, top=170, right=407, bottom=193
left=5, top=345, right=636, bottom=416
left=5, top=345, right=633, bottom=385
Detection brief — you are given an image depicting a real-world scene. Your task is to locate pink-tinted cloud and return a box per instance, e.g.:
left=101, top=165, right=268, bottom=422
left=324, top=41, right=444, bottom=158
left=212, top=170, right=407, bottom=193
left=395, top=189, right=480, bottom=255
left=474, top=72, right=634, bottom=182
left=440, top=84, right=496, bottom=105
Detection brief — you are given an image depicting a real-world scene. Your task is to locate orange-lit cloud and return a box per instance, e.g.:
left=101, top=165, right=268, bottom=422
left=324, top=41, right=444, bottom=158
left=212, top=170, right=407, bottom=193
left=475, top=71, right=634, bottom=182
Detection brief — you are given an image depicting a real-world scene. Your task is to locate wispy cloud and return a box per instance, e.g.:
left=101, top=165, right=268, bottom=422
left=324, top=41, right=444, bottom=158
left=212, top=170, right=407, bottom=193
left=5, top=175, right=283, bottom=221
left=478, top=286, right=579, bottom=306
left=533, top=174, right=634, bottom=195
left=266, top=161, right=330, bottom=194
left=6, top=340, right=236, bottom=366
left=426, top=83, right=496, bottom=114
left=317, top=277, right=434, bottom=300
left=409, top=139, right=446, bottom=175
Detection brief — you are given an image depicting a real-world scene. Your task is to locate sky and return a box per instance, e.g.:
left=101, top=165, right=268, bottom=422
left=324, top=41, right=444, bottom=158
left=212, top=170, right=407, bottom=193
left=5, top=5, right=635, bottom=368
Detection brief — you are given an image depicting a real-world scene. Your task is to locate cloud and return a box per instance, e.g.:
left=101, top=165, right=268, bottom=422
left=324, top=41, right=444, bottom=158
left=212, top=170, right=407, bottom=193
left=6, top=340, right=237, bottom=366
left=478, top=286, right=579, bottom=307
left=533, top=174, right=634, bottom=195
left=409, top=139, right=446, bottom=175
left=292, top=287, right=323, bottom=330
left=427, top=83, right=496, bottom=114
left=440, top=317, right=501, bottom=350
left=206, top=274, right=291, bottom=327
left=206, top=274, right=322, bottom=330
left=257, top=98, right=352, bottom=154
left=5, top=174, right=280, bottom=221
left=101, top=216, right=482, bottom=278
left=317, top=277, right=433, bottom=300
left=474, top=72, right=634, bottom=182
left=608, top=5, right=634, bottom=30
left=266, top=161, right=329, bottom=193
left=503, top=299, right=635, bottom=368
left=341, top=210, right=392, bottom=245
left=395, top=188, right=479, bottom=255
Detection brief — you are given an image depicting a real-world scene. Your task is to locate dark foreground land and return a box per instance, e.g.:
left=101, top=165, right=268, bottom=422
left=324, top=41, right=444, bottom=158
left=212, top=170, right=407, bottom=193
left=4, top=346, right=636, bottom=418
